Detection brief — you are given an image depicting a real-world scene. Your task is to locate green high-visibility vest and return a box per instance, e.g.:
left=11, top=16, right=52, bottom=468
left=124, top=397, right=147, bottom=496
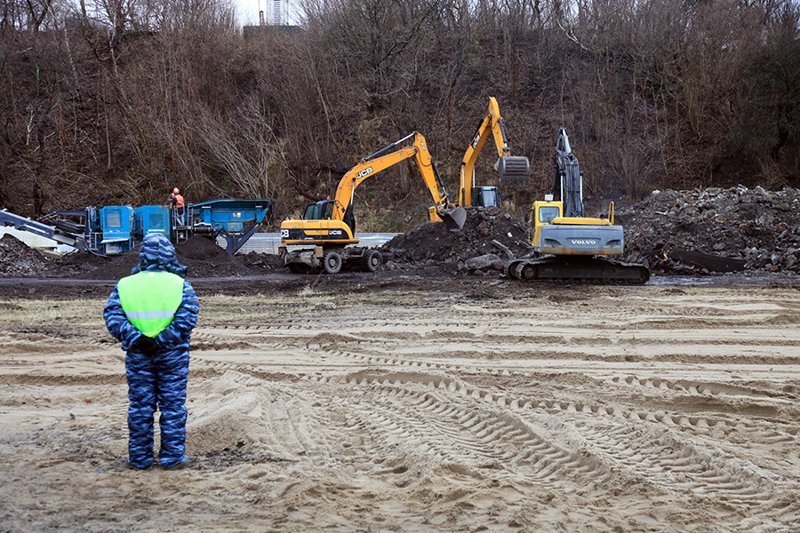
left=118, top=271, right=184, bottom=338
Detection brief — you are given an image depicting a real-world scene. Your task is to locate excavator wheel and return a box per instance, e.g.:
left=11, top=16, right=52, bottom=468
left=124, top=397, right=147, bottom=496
left=323, top=250, right=343, bottom=274
left=496, top=156, right=530, bottom=185
left=361, top=249, right=382, bottom=272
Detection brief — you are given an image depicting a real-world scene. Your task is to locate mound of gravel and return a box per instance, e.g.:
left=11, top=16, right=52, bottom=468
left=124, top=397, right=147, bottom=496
left=619, top=186, right=800, bottom=274
left=381, top=207, right=531, bottom=273
left=0, top=235, right=52, bottom=277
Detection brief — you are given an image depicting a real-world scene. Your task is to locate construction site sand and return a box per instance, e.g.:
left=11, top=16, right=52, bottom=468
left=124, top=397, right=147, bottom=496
left=1, top=283, right=799, bottom=530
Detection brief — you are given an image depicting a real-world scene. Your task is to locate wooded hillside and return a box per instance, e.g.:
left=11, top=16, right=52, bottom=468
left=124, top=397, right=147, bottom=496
left=2, top=0, right=798, bottom=225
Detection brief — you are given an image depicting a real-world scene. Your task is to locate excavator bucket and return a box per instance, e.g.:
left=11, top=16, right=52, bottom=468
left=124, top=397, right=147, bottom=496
left=496, top=156, right=530, bottom=185
left=440, top=206, right=467, bottom=231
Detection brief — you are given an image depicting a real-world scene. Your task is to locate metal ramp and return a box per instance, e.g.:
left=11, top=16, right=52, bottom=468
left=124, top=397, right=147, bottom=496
left=0, top=209, right=85, bottom=250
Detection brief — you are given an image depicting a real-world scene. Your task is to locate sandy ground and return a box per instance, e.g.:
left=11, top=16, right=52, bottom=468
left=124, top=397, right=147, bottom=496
left=1, top=279, right=799, bottom=531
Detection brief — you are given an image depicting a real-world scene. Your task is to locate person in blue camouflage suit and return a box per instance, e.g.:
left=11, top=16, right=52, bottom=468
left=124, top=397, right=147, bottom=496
left=104, top=234, right=199, bottom=469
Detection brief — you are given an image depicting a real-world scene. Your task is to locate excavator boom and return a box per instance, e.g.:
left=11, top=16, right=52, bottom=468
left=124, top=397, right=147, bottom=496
left=327, top=132, right=464, bottom=232
left=459, top=97, right=530, bottom=207
left=552, top=128, right=585, bottom=218
left=279, top=132, right=466, bottom=273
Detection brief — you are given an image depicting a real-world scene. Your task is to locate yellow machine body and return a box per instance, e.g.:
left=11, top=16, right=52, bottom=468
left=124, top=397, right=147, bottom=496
left=280, top=131, right=464, bottom=249
left=529, top=200, right=623, bottom=257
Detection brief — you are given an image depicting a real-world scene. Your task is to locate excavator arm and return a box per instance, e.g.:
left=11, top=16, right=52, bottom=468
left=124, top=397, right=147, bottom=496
left=281, top=132, right=465, bottom=248
left=552, top=128, right=585, bottom=218
left=331, top=132, right=458, bottom=227
left=459, top=97, right=530, bottom=207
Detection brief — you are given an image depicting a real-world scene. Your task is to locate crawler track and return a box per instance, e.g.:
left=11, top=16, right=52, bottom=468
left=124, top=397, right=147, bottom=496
left=506, top=256, right=651, bottom=284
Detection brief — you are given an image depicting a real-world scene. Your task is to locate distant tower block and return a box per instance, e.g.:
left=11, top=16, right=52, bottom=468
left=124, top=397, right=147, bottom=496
left=245, top=0, right=295, bottom=38
left=271, top=0, right=288, bottom=25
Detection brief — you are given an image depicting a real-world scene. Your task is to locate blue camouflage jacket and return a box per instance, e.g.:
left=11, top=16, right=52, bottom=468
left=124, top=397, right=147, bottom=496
left=104, top=234, right=199, bottom=351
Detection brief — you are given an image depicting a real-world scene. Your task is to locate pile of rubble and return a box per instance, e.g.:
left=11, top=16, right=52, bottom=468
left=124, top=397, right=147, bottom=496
left=381, top=207, right=531, bottom=274
left=383, top=186, right=800, bottom=277
left=0, top=235, right=52, bottom=277
left=618, top=186, right=800, bottom=274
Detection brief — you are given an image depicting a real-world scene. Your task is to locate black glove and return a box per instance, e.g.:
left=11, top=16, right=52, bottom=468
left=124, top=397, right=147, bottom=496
left=134, top=335, right=159, bottom=355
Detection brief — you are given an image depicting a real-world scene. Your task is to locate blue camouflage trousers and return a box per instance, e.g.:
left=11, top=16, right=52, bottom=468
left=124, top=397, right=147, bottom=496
left=126, top=348, right=190, bottom=468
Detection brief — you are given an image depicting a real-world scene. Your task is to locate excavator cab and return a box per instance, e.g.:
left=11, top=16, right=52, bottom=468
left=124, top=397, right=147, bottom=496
left=302, top=200, right=335, bottom=221
left=528, top=199, right=563, bottom=247
left=472, top=186, right=501, bottom=208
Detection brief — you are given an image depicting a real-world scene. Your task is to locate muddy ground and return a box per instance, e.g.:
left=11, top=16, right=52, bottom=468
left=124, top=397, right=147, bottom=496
left=1, top=277, right=799, bottom=531
left=4, top=185, right=799, bottom=281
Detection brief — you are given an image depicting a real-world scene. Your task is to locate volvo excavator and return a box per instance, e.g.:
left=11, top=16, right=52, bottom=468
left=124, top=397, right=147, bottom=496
left=459, top=97, right=530, bottom=208
left=506, top=129, right=650, bottom=284
left=279, top=132, right=466, bottom=274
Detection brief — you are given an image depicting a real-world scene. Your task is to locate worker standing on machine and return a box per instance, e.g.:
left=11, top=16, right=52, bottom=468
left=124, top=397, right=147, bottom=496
left=103, top=234, right=199, bottom=470
left=169, top=187, right=185, bottom=226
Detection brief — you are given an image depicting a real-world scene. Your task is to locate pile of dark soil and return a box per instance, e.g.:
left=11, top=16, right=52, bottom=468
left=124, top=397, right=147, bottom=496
left=238, top=252, right=284, bottom=272
left=0, top=235, right=52, bottom=277
left=173, top=236, right=254, bottom=277
left=176, top=236, right=229, bottom=261
left=58, top=236, right=280, bottom=279
left=54, top=249, right=138, bottom=279
left=619, top=186, right=800, bottom=274
left=1, top=234, right=283, bottom=280
left=381, top=207, right=531, bottom=274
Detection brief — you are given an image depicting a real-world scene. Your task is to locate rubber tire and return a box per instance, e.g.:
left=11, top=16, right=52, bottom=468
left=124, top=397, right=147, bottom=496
left=361, top=250, right=382, bottom=272
left=323, top=250, right=343, bottom=274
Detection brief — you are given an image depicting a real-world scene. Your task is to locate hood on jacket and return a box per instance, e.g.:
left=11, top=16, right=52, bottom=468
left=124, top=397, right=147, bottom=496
left=131, top=233, right=188, bottom=277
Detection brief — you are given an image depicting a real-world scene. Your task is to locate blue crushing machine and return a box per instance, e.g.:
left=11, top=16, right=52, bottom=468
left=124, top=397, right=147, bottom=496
left=1, top=198, right=273, bottom=257
left=185, top=199, right=273, bottom=253
left=134, top=205, right=171, bottom=237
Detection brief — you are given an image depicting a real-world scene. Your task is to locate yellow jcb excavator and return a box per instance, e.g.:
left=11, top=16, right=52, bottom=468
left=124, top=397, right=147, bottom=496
left=279, top=131, right=466, bottom=274
left=459, top=97, right=530, bottom=208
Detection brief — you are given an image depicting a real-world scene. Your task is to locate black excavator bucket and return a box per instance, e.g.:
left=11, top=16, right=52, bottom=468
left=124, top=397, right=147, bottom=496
left=495, top=156, right=530, bottom=185
left=440, top=206, right=467, bottom=231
